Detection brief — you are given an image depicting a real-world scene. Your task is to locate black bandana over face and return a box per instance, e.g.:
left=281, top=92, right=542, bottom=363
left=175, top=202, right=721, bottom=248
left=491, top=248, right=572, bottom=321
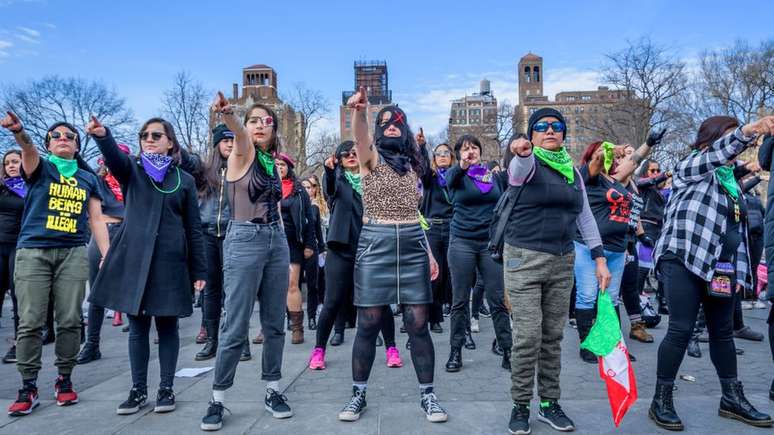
left=374, top=106, right=412, bottom=176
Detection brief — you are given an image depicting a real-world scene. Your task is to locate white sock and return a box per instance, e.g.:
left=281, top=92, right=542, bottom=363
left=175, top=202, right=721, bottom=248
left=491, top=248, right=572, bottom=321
left=266, top=381, right=279, bottom=393
left=212, top=390, right=225, bottom=404
left=353, top=383, right=367, bottom=392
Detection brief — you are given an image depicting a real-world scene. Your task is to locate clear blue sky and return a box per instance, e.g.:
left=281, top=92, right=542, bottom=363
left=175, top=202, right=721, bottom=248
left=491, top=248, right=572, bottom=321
left=1, top=0, right=772, bottom=137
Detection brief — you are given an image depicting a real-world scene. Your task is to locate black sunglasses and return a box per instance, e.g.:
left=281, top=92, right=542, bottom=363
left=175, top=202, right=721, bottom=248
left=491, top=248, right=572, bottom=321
left=532, top=121, right=565, bottom=133
left=339, top=150, right=357, bottom=158
left=49, top=131, right=77, bottom=141
left=139, top=131, right=167, bottom=141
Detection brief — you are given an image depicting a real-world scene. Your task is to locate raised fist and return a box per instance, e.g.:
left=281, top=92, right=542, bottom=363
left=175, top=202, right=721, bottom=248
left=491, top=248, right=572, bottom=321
left=0, top=111, right=22, bottom=133
left=346, top=86, right=368, bottom=111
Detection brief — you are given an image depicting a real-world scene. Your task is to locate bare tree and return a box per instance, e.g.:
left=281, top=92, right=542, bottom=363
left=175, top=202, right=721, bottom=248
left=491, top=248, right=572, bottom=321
left=589, top=38, right=690, bottom=152
left=427, top=126, right=449, bottom=148
left=161, top=71, right=210, bottom=154
left=495, top=101, right=518, bottom=150
left=284, top=83, right=330, bottom=175
left=304, top=129, right=340, bottom=177
left=1, top=76, right=136, bottom=160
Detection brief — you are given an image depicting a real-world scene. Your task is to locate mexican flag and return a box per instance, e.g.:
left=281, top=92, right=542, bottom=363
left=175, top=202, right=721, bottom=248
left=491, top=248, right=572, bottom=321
left=581, top=291, right=638, bottom=427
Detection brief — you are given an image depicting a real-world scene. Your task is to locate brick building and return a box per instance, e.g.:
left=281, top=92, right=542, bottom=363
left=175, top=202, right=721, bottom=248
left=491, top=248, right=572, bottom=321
left=340, top=61, right=393, bottom=140
left=448, top=79, right=500, bottom=160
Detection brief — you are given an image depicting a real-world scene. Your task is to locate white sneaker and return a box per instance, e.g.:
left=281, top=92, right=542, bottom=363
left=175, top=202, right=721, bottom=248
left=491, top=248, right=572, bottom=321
left=471, top=318, right=480, bottom=333
left=753, top=300, right=768, bottom=309
left=741, top=301, right=754, bottom=310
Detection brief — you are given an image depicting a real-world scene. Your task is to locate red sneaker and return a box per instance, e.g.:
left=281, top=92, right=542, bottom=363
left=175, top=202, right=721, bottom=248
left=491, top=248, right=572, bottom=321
left=8, top=386, right=39, bottom=416
left=55, top=376, right=79, bottom=406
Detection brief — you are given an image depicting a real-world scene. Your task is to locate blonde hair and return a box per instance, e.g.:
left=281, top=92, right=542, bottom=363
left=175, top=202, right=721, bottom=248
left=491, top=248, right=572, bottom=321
left=431, top=143, right=455, bottom=173
left=305, top=176, right=329, bottom=218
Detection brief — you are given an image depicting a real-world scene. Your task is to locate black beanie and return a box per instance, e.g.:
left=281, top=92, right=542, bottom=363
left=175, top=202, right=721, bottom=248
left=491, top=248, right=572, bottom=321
left=527, top=107, right=567, bottom=140
left=212, top=124, right=235, bottom=147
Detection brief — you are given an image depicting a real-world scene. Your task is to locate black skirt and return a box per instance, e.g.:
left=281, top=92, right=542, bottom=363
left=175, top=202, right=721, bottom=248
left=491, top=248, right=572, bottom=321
left=354, top=223, right=432, bottom=306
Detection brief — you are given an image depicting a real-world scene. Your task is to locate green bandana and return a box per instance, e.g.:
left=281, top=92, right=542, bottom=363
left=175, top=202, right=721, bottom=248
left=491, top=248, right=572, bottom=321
left=602, top=141, right=615, bottom=173
left=256, top=149, right=275, bottom=176
left=47, top=154, right=78, bottom=178
left=533, top=146, right=574, bottom=184
left=344, top=171, right=362, bottom=195
left=418, top=211, right=430, bottom=231
left=715, top=165, right=739, bottom=200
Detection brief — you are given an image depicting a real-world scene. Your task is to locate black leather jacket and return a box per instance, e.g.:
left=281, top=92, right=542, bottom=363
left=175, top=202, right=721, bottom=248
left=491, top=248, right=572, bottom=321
left=199, top=166, right=231, bottom=238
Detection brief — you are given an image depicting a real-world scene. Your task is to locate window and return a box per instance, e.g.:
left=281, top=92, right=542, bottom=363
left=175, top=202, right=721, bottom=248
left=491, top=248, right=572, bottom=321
left=524, top=66, right=531, bottom=83
left=566, top=96, right=576, bottom=102
left=582, top=95, right=592, bottom=101
left=533, top=66, right=540, bottom=82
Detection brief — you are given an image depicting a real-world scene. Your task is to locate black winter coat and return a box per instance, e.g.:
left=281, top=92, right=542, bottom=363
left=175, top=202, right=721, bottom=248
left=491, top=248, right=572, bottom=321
left=281, top=181, right=316, bottom=250
left=89, top=130, right=207, bottom=317
left=758, top=136, right=774, bottom=297
left=322, top=164, right=362, bottom=251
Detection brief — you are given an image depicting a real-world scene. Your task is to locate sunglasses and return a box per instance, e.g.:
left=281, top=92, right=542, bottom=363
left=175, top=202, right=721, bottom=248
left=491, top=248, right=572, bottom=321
left=532, top=121, right=565, bottom=133
left=139, top=131, right=167, bottom=141
left=49, top=131, right=77, bottom=141
left=340, top=150, right=357, bottom=158
left=247, top=115, right=274, bottom=127
left=434, top=150, right=451, bottom=157
left=648, top=168, right=661, bottom=174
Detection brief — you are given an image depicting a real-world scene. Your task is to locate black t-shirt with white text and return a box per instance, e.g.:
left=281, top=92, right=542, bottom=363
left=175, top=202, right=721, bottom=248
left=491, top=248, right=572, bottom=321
left=576, top=165, right=632, bottom=253
left=17, top=159, right=101, bottom=249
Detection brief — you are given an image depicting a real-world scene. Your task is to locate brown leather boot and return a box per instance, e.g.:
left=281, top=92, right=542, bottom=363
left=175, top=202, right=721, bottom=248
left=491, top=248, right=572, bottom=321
left=629, top=320, right=654, bottom=343
left=252, top=332, right=264, bottom=344
left=289, top=311, right=304, bottom=344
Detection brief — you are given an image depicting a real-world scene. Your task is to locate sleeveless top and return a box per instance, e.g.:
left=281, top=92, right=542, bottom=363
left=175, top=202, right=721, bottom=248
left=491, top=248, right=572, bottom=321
left=227, top=160, right=281, bottom=224
left=362, top=162, right=421, bottom=221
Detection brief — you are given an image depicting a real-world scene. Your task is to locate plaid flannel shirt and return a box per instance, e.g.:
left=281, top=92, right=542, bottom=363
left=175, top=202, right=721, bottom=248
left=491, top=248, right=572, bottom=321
left=654, top=127, right=756, bottom=290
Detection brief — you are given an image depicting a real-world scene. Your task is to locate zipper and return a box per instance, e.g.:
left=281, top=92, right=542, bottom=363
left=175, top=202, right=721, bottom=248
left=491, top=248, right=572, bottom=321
left=216, top=168, right=225, bottom=237
left=396, top=224, right=400, bottom=305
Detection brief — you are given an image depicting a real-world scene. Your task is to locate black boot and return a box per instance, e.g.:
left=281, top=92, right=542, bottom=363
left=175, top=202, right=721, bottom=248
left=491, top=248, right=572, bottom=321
left=240, top=339, right=252, bottom=361
left=575, top=309, right=597, bottom=363
left=330, top=331, right=344, bottom=346
left=658, top=296, right=670, bottom=315
left=649, top=380, right=683, bottom=431
left=76, top=342, right=101, bottom=364
left=718, top=378, right=773, bottom=427
left=491, top=338, right=503, bottom=356
left=686, top=334, right=701, bottom=358
left=769, top=379, right=774, bottom=402
left=195, top=321, right=219, bottom=361
left=463, top=330, right=476, bottom=350
left=445, top=347, right=462, bottom=372
left=502, top=348, right=511, bottom=371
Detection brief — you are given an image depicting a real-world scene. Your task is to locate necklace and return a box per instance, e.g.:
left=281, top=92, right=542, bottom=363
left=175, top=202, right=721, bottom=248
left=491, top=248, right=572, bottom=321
left=148, top=167, right=181, bottom=194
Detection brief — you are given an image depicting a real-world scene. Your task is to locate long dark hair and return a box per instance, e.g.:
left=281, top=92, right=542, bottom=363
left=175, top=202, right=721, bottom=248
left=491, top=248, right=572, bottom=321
left=1, top=149, right=21, bottom=182
left=138, top=117, right=182, bottom=164
left=244, top=103, right=280, bottom=154
left=691, top=116, right=739, bottom=151
left=201, top=146, right=229, bottom=198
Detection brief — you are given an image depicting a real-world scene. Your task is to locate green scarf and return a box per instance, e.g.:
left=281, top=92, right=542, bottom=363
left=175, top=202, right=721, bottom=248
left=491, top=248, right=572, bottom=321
left=256, top=149, right=275, bottom=176
left=533, top=146, right=575, bottom=184
left=715, top=165, right=739, bottom=200
left=47, top=154, right=78, bottom=178
left=602, top=141, right=615, bottom=173
left=344, top=171, right=362, bottom=195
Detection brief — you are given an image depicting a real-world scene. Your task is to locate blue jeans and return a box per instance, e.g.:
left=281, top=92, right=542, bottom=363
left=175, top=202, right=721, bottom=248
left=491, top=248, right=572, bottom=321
left=212, top=221, right=289, bottom=390
left=573, top=241, right=625, bottom=309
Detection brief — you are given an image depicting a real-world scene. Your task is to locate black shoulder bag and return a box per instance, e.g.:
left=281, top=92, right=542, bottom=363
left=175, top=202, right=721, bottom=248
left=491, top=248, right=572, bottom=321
left=488, top=183, right=526, bottom=263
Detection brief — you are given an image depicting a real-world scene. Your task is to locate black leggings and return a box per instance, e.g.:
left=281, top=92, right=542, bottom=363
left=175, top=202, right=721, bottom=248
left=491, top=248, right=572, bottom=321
left=353, top=304, right=433, bottom=384
left=128, top=315, right=179, bottom=389
left=303, top=252, right=323, bottom=319
left=621, top=250, right=642, bottom=318
left=0, top=243, right=18, bottom=337
left=316, top=247, right=395, bottom=349
left=656, top=258, right=736, bottom=383
left=202, top=234, right=225, bottom=324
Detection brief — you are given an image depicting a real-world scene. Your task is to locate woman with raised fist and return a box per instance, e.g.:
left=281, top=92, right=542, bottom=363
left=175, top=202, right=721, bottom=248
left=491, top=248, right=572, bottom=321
left=200, top=94, right=292, bottom=431
left=0, top=150, right=25, bottom=365
left=335, top=87, right=447, bottom=424
left=1, top=111, right=109, bottom=417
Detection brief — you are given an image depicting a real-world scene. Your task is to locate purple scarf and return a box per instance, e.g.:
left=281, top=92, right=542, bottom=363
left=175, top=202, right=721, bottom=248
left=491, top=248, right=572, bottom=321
left=466, top=164, right=494, bottom=194
left=3, top=176, right=27, bottom=198
left=437, top=168, right=448, bottom=187
left=141, top=152, right=173, bottom=183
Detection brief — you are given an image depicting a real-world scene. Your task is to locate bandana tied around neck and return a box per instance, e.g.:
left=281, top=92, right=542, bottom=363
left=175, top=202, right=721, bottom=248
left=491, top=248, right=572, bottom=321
left=281, top=179, right=294, bottom=200
left=47, top=154, right=78, bottom=179
left=533, top=146, right=575, bottom=184
left=344, top=171, right=362, bottom=195
left=3, top=176, right=26, bottom=198
left=466, top=164, right=494, bottom=194
left=256, top=149, right=275, bottom=176
left=141, top=152, right=173, bottom=183
left=715, top=165, right=739, bottom=200
left=436, top=167, right=448, bottom=187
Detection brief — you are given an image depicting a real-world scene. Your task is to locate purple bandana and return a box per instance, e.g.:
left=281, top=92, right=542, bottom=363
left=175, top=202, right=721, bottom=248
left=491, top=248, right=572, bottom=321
left=437, top=168, right=448, bottom=187
left=466, top=164, right=494, bottom=194
left=3, top=176, right=26, bottom=198
left=141, top=152, right=173, bottom=183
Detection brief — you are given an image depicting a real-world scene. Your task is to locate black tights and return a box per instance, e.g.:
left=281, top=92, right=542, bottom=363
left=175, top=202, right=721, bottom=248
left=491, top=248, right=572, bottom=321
left=352, top=304, right=434, bottom=384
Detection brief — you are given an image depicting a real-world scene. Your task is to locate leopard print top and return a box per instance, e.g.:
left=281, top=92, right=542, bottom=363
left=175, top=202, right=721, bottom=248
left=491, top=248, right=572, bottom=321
left=362, top=163, right=421, bottom=221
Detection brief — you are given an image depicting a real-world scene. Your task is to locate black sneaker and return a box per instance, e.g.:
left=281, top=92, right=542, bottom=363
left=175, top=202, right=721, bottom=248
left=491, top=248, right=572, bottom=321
left=116, top=387, right=147, bottom=415
left=201, top=400, right=230, bottom=431
left=2, top=345, right=17, bottom=364
left=509, top=403, right=530, bottom=434
left=420, top=391, right=448, bottom=423
left=479, top=306, right=491, bottom=318
left=154, top=387, right=175, bottom=413
left=537, top=401, right=575, bottom=431
left=76, top=343, right=101, bottom=365
left=265, top=388, right=292, bottom=418
left=338, top=387, right=367, bottom=421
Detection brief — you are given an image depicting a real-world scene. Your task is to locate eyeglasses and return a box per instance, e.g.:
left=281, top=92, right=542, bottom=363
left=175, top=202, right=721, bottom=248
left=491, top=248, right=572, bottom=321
left=532, top=121, right=565, bottom=133
left=340, top=150, right=357, bottom=158
left=49, top=131, right=77, bottom=141
left=139, top=131, right=167, bottom=141
left=247, top=116, right=274, bottom=127
left=434, top=150, right=451, bottom=157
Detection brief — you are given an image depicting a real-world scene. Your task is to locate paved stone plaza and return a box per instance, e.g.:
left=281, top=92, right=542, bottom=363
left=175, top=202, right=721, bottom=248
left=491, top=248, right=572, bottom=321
left=0, top=300, right=772, bottom=434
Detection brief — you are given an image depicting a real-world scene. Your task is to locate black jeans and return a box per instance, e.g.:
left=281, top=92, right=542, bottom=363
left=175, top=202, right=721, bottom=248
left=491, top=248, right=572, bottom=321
left=656, top=258, right=736, bottom=383
left=471, top=269, right=486, bottom=319
left=448, top=235, right=512, bottom=351
left=128, top=315, right=179, bottom=389
left=304, top=251, right=323, bottom=319
left=0, top=242, right=18, bottom=337
left=427, top=221, right=451, bottom=324
left=85, top=223, right=122, bottom=345
left=621, top=252, right=642, bottom=318
left=748, top=231, right=764, bottom=299
left=202, top=234, right=225, bottom=324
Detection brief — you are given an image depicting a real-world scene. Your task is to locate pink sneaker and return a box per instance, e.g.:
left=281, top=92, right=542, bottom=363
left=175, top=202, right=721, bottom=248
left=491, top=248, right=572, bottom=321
left=308, top=347, right=326, bottom=370
left=386, top=346, right=403, bottom=368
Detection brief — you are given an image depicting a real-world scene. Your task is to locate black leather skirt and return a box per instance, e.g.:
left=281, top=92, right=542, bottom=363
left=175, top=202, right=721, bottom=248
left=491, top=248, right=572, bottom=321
left=354, top=223, right=432, bottom=306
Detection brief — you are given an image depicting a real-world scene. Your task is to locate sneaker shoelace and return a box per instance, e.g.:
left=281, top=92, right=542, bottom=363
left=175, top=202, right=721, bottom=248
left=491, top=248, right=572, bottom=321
left=206, top=401, right=231, bottom=418
left=342, top=392, right=366, bottom=413
left=422, top=393, right=445, bottom=415
left=129, top=388, right=147, bottom=403
left=267, top=391, right=288, bottom=407
left=158, top=388, right=175, bottom=402
left=17, top=388, right=35, bottom=402
left=56, top=377, right=73, bottom=393
left=543, top=402, right=567, bottom=419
